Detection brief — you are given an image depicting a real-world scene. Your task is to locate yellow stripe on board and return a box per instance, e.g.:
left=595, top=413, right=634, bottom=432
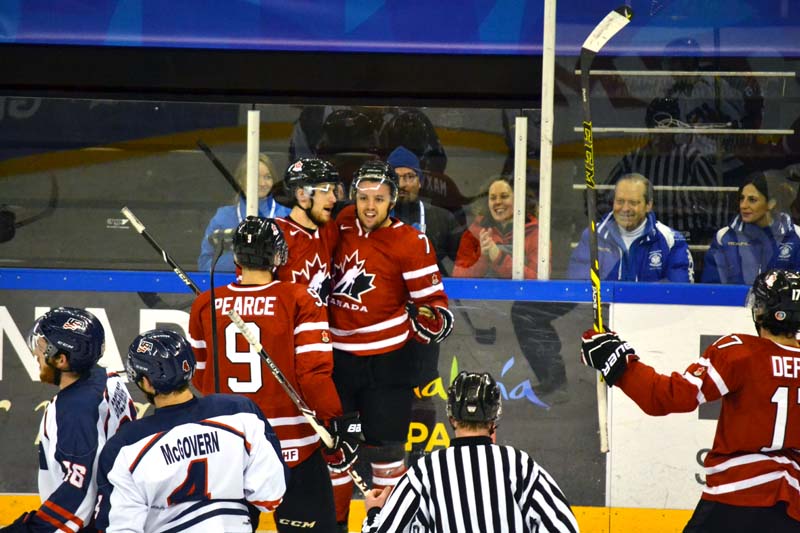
left=0, top=123, right=293, bottom=178
left=0, top=494, right=694, bottom=532
left=0, top=121, right=647, bottom=180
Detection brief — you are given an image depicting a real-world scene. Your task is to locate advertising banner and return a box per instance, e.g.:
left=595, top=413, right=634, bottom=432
left=0, top=293, right=605, bottom=506
left=0, top=1, right=792, bottom=56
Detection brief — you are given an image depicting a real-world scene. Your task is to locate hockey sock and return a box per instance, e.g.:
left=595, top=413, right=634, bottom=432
left=329, top=468, right=353, bottom=524
left=371, top=460, right=408, bottom=490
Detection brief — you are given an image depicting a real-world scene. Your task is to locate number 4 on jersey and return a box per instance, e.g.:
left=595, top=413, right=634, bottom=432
left=168, top=459, right=211, bottom=505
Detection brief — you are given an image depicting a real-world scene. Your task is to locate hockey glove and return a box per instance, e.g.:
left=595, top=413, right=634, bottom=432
left=322, top=412, right=364, bottom=474
left=0, top=511, right=35, bottom=533
left=407, top=304, right=454, bottom=344
left=580, top=329, right=636, bottom=387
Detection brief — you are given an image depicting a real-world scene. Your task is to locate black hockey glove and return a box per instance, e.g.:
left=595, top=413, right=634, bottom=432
left=407, top=304, right=454, bottom=344
left=0, top=511, right=35, bottom=533
left=322, top=412, right=364, bottom=474
left=580, top=329, right=636, bottom=387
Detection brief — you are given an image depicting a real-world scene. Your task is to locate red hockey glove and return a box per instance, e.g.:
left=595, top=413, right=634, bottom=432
left=580, top=329, right=637, bottom=387
left=322, top=413, right=364, bottom=474
left=407, top=304, right=454, bottom=344
left=0, top=511, right=36, bottom=533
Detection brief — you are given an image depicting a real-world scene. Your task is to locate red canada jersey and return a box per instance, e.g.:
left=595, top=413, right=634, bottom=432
left=619, top=333, right=800, bottom=520
left=274, top=216, right=339, bottom=305
left=329, top=205, right=448, bottom=356
left=188, top=281, right=342, bottom=467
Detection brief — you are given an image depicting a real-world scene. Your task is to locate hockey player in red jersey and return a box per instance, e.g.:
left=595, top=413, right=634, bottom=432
left=188, top=216, right=362, bottom=533
left=329, top=160, right=454, bottom=530
left=274, top=158, right=341, bottom=304
left=581, top=268, right=800, bottom=532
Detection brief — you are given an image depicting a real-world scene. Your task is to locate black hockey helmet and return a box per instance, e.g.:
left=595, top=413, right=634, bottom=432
left=316, top=109, right=379, bottom=155
left=127, top=329, right=195, bottom=394
left=747, top=269, right=800, bottom=335
left=380, top=110, right=439, bottom=161
left=349, top=160, right=399, bottom=204
left=645, top=97, right=681, bottom=128
left=285, top=158, right=340, bottom=196
left=233, top=216, right=289, bottom=270
left=446, top=371, right=502, bottom=423
left=27, top=307, right=105, bottom=373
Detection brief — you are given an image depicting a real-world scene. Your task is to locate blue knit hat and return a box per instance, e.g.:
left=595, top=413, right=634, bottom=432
left=387, top=146, right=423, bottom=180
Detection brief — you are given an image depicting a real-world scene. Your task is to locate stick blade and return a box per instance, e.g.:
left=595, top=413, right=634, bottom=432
left=581, top=6, right=633, bottom=53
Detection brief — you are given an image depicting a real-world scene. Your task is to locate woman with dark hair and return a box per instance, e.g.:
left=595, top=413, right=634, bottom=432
left=702, top=173, right=800, bottom=284
left=454, top=175, right=570, bottom=402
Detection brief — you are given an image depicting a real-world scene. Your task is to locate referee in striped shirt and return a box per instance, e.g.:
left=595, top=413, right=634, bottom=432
left=361, top=371, right=579, bottom=533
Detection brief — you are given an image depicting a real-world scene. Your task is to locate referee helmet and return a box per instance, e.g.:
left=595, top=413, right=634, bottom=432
left=447, top=371, right=502, bottom=423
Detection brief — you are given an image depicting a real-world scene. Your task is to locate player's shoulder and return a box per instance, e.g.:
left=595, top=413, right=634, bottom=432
left=192, top=286, right=217, bottom=309
left=199, top=393, right=260, bottom=416
left=55, top=366, right=109, bottom=410
left=275, top=216, right=309, bottom=237
left=388, top=219, right=429, bottom=242
left=335, top=203, right=356, bottom=220
left=270, top=279, right=313, bottom=299
left=706, top=333, right=764, bottom=357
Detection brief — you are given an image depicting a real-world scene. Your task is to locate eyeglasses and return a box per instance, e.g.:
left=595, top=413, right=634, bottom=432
left=396, top=172, right=419, bottom=182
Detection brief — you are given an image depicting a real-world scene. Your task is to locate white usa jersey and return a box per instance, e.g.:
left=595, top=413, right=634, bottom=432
left=96, top=394, right=288, bottom=533
left=36, top=367, right=135, bottom=533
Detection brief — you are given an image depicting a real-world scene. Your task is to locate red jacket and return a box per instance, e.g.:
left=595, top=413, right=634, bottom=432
left=453, top=214, right=539, bottom=279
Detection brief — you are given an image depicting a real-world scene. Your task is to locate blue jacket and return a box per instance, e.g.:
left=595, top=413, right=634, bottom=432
left=198, top=196, right=291, bottom=271
left=567, top=211, right=693, bottom=282
left=701, top=212, right=800, bottom=285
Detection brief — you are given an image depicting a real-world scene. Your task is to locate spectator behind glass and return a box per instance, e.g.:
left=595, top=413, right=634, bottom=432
left=453, top=176, right=569, bottom=402
left=568, top=173, right=694, bottom=282
left=453, top=175, right=538, bottom=278
left=702, top=174, right=800, bottom=285
left=198, top=153, right=291, bottom=271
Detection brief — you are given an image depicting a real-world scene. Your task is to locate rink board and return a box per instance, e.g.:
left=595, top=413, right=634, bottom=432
left=0, top=275, right=751, bottom=531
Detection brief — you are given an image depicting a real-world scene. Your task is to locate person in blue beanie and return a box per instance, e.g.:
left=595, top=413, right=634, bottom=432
left=198, top=153, right=291, bottom=271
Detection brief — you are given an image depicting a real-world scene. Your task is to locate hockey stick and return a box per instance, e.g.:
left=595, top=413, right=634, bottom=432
left=227, top=310, right=369, bottom=496
left=454, top=300, right=496, bottom=344
left=197, top=139, right=246, bottom=199
left=121, top=207, right=222, bottom=394
left=121, top=207, right=202, bottom=294
left=580, top=5, right=633, bottom=454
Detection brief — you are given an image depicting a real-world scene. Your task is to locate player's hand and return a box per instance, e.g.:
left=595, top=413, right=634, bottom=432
left=323, top=412, right=364, bottom=474
left=580, top=329, right=636, bottom=387
left=0, top=510, right=35, bottom=533
left=407, top=304, right=454, bottom=344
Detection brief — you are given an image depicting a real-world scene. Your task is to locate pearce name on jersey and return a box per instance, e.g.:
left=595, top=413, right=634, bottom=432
left=160, top=431, right=221, bottom=465
left=214, top=295, right=277, bottom=316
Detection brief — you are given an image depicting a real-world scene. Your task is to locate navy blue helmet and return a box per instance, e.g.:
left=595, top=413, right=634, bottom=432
left=127, top=329, right=195, bottom=394
left=446, top=371, right=502, bottom=423
left=233, top=216, right=289, bottom=270
left=28, top=307, right=105, bottom=373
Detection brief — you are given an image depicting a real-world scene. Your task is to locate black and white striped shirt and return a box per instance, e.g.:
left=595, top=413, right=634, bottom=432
left=361, top=436, right=579, bottom=533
